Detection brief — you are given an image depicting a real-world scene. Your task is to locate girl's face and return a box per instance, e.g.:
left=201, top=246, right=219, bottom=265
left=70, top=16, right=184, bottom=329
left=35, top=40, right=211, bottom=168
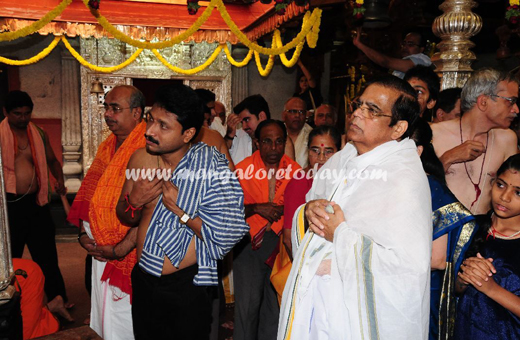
left=299, top=76, right=309, bottom=92
left=308, top=134, right=338, bottom=170
left=492, top=169, right=520, bottom=219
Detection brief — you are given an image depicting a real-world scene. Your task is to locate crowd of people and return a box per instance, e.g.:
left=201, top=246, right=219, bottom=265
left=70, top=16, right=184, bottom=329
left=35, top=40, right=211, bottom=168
left=1, top=57, right=519, bottom=340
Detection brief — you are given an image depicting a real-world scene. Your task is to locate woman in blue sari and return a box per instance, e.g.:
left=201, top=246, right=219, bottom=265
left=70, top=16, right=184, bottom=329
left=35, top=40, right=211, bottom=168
left=412, top=119, right=478, bottom=339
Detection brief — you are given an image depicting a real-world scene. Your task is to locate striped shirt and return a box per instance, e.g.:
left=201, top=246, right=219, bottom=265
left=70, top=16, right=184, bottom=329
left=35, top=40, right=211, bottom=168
left=139, top=143, right=249, bottom=285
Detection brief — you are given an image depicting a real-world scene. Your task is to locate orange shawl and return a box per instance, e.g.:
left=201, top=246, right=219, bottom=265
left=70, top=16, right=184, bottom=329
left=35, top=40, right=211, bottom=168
left=236, top=151, right=300, bottom=243
left=0, top=119, right=49, bottom=206
left=68, top=121, right=146, bottom=296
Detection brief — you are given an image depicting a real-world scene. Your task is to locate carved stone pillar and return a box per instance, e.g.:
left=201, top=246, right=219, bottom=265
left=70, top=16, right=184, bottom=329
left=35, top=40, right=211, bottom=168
left=431, top=0, right=482, bottom=89
left=61, top=47, right=83, bottom=193
left=231, top=45, right=249, bottom=108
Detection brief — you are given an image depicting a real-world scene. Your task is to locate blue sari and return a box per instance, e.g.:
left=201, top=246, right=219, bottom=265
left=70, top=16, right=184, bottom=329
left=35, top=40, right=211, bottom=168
left=428, top=176, right=478, bottom=340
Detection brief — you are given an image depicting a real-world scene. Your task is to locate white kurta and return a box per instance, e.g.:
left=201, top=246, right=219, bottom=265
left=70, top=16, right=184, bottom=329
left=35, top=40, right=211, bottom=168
left=229, top=129, right=252, bottom=165
left=278, top=139, right=432, bottom=340
left=83, top=222, right=134, bottom=340
left=293, top=123, right=313, bottom=169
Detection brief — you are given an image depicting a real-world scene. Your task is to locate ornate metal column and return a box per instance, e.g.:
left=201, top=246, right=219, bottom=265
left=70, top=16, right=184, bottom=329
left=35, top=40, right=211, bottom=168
left=0, top=146, right=15, bottom=303
left=431, top=0, right=482, bottom=89
left=61, top=45, right=83, bottom=193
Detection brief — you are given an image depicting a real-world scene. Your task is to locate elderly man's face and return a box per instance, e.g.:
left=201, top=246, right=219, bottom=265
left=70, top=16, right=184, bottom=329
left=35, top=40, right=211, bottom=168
left=283, top=98, right=306, bottom=132
left=486, top=80, right=519, bottom=129
left=314, top=105, right=335, bottom=127
left=104, top=87, right=140, bottom=137
left=347, top=84, right=402, bottom=155
left=256, top=123, right=286, bottom=167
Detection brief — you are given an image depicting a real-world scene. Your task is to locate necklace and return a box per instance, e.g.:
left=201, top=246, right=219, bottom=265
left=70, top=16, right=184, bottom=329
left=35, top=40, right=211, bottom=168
left=459, top=118, right=488, bottom=210
left=487, top=225, right=520, bottom=240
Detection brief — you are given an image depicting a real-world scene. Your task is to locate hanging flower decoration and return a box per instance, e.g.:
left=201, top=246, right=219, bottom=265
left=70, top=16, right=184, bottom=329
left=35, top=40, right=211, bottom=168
left=88, top=0, right=100, bottom=10
left=506, top=0, right=520, bottom=24
left=353, top=0, right=365, bottom=20
left=187, top=0, right=201, bottom=15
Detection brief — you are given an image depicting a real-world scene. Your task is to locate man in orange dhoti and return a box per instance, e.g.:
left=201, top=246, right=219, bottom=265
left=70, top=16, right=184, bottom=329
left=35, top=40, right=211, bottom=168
left=0, top=91, right=71, bottom=321
left=233, top=120, right=300, bottom=340
left=68, top=85, right=146, bottom=340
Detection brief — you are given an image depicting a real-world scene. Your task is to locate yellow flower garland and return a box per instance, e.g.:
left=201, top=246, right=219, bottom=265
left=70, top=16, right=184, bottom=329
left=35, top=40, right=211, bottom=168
left=0, top=36, right=60, bottom=65
left=0, top=0, right=72, bottom=42
left=152, top=44, right=223, bottom=75
left=84, top=0, right=215, bottom=50
left=216, top=0, right=322, bottom=55
left=61, top=36, right=143, bottom=73
left=254, top=51, right=275, bottom=77
left=223, top=45, right=253, bottom=67
left=274, top=30, right=304, bottom=68
left=84, top=0, right=321, bottom=56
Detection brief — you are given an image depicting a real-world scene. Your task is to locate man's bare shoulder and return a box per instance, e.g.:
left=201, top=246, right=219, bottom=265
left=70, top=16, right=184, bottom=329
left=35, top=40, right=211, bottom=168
left=431, top=119, right=459, bottom=136
left=128, top=148, right=155, bottom=168
left=196, top=126, right=225, bottom=148
left=492, top=128, right=518, bottom=158
left=493, top=128, right=517, bottom=144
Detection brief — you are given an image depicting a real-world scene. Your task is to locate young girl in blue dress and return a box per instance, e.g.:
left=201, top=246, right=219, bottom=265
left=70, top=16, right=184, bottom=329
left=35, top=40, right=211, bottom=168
left=455, top=153, right=520, bottom=339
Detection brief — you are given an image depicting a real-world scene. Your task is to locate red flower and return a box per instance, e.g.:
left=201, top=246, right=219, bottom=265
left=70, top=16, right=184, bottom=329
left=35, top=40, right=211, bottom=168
left=355, top=13, right=363, bottom=20
left=188, top=7, right=198, bottom=14
left=88, top=0, right=100, bottom=10
left=512, top=17, right=518, bottom=24
left=277, top=8, right=286, bottom=15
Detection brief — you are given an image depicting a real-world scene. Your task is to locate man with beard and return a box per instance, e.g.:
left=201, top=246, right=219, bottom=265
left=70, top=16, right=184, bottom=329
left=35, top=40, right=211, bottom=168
left=0, top=90, right=72, bottom=321
left=116, top=84, right=248, bottom=339
left=432, top=68, right=519, bottom=215
left=225, top=94, right=295, bottom=164
left=283, top=97, right=313, bottom=168
left=68, top=85, right=147, bottom=339
left=233, top=120, right=301, bottom=340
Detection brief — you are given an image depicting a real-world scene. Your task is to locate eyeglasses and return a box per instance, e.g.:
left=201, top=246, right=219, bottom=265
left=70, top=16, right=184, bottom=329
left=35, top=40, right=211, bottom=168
left=489, top=94, right=518, bottom=107
left=260, top=138, right=286, bottom=146
left=103, top=104, right=131, bottom=113
left=401, top=41, right=420, bottom=48
left=351, top=100, right=393, bottom=119
left=309, top=147, right=335, bottom=158
left=285, top=109, right=306, bottom=117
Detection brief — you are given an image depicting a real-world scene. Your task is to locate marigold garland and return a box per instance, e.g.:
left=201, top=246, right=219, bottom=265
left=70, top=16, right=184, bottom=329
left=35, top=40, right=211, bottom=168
left=274, top=30, right=304, bottom=68
left=254, top=51, right=275, bottom=77
left=216, top=0, right=321, bottom=55
left=61, top=36, right=143, bottom=73
left=0, top=0, right=73, bottom=42
left=83, top=0, right=215, bottom=50
left=223, top=45, right=253, bottom=67
left=151, top=44, right=223, bottom=75
left=0, top=37, right=60, bottom=65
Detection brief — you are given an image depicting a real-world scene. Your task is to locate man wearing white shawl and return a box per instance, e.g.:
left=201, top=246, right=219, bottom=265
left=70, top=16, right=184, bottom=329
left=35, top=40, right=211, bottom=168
left=278, top=76, right=432, bottom=340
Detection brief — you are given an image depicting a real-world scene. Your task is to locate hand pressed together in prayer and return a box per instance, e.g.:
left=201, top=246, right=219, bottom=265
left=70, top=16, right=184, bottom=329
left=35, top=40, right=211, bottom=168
left=128, top=175, right=162, bottom=207
left=305, top=199, right=345, bottom=242
left=458, top=253, right=497, bottom=294
left=254, top=203, right=284, bottom=223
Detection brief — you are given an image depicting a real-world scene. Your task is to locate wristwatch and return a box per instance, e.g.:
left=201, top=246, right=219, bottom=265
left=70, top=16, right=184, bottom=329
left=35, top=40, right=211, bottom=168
left=179, top=213, right=190, bottom=224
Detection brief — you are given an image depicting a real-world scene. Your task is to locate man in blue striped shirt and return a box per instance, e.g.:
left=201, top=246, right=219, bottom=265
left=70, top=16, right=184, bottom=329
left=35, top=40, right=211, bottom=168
left=116, top=84, right=249, bottom=340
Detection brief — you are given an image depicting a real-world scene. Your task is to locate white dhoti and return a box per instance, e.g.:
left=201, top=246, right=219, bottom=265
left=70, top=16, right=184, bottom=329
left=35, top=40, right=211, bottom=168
left=84, top=222, right=134, bottom=340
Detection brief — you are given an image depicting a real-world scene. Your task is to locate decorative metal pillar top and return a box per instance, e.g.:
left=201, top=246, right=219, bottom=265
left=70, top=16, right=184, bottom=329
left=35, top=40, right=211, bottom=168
left=431, top=0, right=483, bottom=90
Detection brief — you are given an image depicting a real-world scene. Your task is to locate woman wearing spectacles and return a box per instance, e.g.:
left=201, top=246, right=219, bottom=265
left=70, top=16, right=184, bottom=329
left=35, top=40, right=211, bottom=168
left=270, top=126, right=341, bottom=303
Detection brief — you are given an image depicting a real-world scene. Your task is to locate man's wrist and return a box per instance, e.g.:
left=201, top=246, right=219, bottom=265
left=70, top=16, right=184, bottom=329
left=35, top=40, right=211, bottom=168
left=224, top=134, right=235, bottom=141
left=78, top=232, right=88, bottom=242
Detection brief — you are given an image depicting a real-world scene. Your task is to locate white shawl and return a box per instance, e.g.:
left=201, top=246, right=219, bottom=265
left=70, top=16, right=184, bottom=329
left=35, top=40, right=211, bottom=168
left=279, top=139, right=432, bottom=340
left=293, top=123, right=313, bottom=169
